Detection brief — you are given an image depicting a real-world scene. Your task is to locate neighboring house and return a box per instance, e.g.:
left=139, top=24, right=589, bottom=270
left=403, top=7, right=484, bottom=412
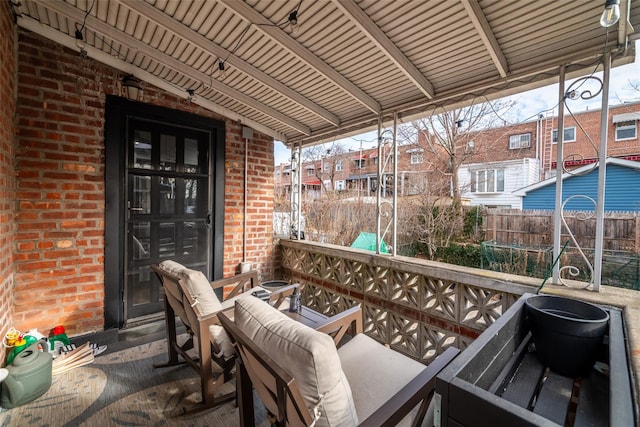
left=275, top=101, right=640, bottom=208
left=456, top=101, right=640, bottom=208
left=515, top=158, right=640, bottom=212
left=459, top=158, right=539, bottom=209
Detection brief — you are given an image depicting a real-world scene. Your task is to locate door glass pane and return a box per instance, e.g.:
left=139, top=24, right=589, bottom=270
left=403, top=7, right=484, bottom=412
left=183, top=221, right=207, bottom=258
left=159, top=177, right=176, bottom=215
left=185, top=138, right=199, bottom=173
left=158, top=222, right=176, bottom=259
left=133, top=130, right=152, bottom=169
left=487, top=170, right=495, bottom=192
left=131, top=222, right=150, bottom=260
left=133, top=176, right=151, bottom=214
left=160, top=134, right=176, bottom=171
left=129, top=269, right=151, bottom=306
left=185, top=178, right=206, bottom=215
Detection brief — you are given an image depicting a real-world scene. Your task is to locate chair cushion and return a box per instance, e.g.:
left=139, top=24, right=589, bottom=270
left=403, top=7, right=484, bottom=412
left=234, top=297, right=359, bottom=427
left=159, top=261, right=234, bottom=359
left=337, top=334, right=426, bottom=425
left=180, top=268, right=223, bottom=316
left=157, top=260, right=190, bottom=327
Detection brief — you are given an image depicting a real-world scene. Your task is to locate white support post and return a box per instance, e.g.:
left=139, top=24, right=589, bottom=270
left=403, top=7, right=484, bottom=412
left=392, top=112, right=398, bottom=256
left=593, top=52, right=611, bottom=292
left=290, top=145, right=302, bottom=239
left=552, top=66, right=566, bottom=284
left=376, top=117, right=382, bottom=254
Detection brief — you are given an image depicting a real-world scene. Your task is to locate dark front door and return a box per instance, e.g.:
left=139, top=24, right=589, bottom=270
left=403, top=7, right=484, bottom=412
left=126, top=119, right=212, bottom=320
left=105, top=97, right=225, bottom=329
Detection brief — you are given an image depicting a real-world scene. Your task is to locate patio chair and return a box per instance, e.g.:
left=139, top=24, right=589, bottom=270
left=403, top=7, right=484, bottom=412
left=150, top=261, right=296, bottom=413
left=218, top=296, right=460, bottom=427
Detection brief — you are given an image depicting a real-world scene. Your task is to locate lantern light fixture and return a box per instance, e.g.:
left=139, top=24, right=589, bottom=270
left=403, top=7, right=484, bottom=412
left=122, top=75, right=143, bottom=101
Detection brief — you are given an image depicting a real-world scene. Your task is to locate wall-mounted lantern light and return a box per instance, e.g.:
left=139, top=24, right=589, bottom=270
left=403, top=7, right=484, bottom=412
left=122, top=75, right=142, bottom=101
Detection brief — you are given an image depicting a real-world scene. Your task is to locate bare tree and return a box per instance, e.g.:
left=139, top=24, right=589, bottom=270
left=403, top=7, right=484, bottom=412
left=396, top=99, right=516, bottom=258
left=402, top=100, right=515, bottom=214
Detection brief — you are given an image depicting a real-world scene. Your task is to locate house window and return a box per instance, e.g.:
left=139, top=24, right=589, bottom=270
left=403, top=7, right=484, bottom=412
left=410, top=152, right=423, bottom=164
left=407, top=148, right=424, bottom=164
left=336, top=160, right=343, bottom=171
left=335, top=180, right=346, bottom=191
left=470, top=169, right=505, bottom=193
left=615, top=121, right=637, bottom=141
left=354, top=159, right=365, bottom=169
left=552, top=127, right=576, bottom=143
left=307, top=168, right=314, bottom=176
left=509, top=133, right=531, bottom=149
left=324, top=162, right=329, bottom=171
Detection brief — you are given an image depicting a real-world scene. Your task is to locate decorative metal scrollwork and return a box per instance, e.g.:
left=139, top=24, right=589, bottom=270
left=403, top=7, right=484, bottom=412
left=562, top=76, right=603, bottom=175
left=564, top=75, right=603, bottom=101
left=559, top=195, right=595, bottom=289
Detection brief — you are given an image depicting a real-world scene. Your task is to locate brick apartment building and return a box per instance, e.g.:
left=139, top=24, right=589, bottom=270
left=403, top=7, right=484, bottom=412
left=276, top=101, right=640, bottom=208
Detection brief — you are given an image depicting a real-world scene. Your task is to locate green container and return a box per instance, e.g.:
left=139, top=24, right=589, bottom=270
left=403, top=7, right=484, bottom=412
left=1, top=341, right=52, bottom=409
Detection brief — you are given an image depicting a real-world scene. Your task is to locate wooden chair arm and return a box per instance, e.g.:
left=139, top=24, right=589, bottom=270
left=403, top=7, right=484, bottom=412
left=267, top=284, right=298, bottom=309
left=315, top=306, right=363, bottom=345
left=358, top=346, right=460, bottom=427
left=214, top=271, right=259, bottom=299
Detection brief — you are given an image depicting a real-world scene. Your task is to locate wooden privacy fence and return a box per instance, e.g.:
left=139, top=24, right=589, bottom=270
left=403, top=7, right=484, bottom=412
left=482, top=209, right=640, bottom=253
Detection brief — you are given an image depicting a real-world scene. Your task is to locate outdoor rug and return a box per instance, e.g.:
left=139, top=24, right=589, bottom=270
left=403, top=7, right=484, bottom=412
left=0, top=337, right=267, bottom=426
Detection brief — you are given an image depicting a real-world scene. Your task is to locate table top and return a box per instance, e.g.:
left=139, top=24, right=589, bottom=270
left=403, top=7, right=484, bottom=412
left=281, top=305, right=328, bottom=328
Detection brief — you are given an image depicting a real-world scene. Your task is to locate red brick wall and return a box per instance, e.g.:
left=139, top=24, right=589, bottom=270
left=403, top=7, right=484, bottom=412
left=222, top=127, right=275, bottom=277
left=550, top=102, right=640, bottom=165
left=14, top=29, right=274, bottom=336
left=0, top=1, right=17, bottom=363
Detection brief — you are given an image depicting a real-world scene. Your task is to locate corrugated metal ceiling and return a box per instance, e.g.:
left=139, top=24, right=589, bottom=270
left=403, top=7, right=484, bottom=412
left=12, top=0, right=640, bottom=147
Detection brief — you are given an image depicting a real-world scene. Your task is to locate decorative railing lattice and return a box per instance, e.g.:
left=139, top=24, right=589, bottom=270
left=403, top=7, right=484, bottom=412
left=279, top=239, right=538, bottom=364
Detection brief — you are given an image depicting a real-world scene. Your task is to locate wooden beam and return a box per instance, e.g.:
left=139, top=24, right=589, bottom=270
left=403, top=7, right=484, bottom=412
left=217, top=0, right=381, bottom=115
left=332, top=0, right=435, bottom=99
left=461, top=0, right=509, bottom=78
left=119, top=0, right=341, bottom=128
left=34, top=0, right=310, bottom=135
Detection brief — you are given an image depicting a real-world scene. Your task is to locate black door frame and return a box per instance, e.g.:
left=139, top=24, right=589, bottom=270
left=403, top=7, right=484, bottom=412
left=104, top=96, right=225, bottom=330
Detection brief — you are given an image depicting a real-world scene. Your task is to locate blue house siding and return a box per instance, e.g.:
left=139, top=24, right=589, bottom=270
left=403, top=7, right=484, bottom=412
left=522, top=164, right=640, bottom=211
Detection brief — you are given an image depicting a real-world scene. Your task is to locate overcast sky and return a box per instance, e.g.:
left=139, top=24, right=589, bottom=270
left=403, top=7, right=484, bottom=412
left=274, top=42, right=640, bottom=165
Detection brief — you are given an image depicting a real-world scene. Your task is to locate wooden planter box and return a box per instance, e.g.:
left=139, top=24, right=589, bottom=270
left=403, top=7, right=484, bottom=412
left=434, top=293, right=636, bottom=427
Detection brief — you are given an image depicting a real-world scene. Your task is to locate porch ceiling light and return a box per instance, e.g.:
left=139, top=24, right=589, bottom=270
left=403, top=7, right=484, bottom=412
left=288, top=10, right=299, bottom=34
left=74, top=28, right=85, bottom=50
left=218, top=61, right=227, bottom=79
left=600, top=0, right=620, bottom=27
left=122, top=75, right=142, bottom=101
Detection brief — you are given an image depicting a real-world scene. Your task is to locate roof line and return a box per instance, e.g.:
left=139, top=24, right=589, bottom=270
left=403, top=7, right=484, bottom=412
left=515, top=157, right=640, bottom=195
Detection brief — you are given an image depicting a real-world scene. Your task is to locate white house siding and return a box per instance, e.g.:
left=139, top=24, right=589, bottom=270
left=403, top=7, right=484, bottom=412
left=459, top=158, right=539, bottom=209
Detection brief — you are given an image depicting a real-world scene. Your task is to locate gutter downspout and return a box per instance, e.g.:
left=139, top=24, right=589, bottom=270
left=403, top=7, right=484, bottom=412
left=241, top=126, right=253, bottom=273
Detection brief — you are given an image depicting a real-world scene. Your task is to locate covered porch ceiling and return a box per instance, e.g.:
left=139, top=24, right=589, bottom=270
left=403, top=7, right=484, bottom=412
left=12, top=0, right=640, bottom=147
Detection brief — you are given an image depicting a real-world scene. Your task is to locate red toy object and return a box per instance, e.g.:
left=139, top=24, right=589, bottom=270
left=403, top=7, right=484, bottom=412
left=51, top=326, right=65, bottom=336
left=48, top=325, right=71, bottom=353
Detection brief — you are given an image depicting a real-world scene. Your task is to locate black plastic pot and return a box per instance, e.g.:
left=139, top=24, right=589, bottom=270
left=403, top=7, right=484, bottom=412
left=525, top=295, right=609, bottom=377
left=260, top=280, right=289, bottom=289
